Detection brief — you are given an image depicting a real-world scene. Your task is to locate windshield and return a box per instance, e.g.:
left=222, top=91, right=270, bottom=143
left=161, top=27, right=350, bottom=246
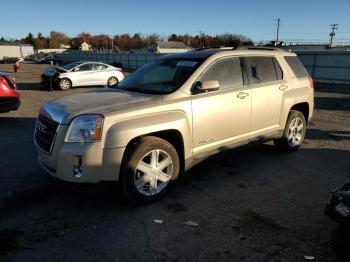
left=117, top=57, right=204, bottom=94
left=61, top=62, right=82, bottom=71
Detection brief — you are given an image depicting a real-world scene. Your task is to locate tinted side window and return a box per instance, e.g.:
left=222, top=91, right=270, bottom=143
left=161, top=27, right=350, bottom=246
left=244, top=57, right=279, bottom=84
left=78, top=64, right=92, bottom=71
left=284, top=56, right=309, bottom=78
left=200, top=57, right=243, bottom=90
left=272, top=58, right=283, bottom=80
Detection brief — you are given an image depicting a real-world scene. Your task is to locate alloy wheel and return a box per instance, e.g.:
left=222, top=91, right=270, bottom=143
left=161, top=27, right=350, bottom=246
left=108, top=77, right=118, bottom=86
left=134, top=149, right=173, bottom=196
left=287, top=117, right=304, bottom=147
left=60, top=79, right=71, bottom=89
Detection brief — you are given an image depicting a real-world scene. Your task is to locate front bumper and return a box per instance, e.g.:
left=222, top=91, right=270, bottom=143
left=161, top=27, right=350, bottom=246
left=0, top=98, right=20, bottom=113
left=36, top=125, right=126, bottom=183
left=41, top=74, right=58, bottom=89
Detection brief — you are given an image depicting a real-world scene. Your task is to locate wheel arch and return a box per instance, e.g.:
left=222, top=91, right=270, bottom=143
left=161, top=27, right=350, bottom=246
left=122, top=129, right=186, bottom=174
left=290, top=102, right=310, bottom=124
left=103, top=111, right=192, bottom=173
left=110, top=71, right=124, bottom=82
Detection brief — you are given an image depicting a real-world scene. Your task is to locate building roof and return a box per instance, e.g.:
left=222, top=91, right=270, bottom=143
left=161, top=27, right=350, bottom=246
left=157, top=41, right=192, bottom=49
left=0, top=40, right=25, bottom=46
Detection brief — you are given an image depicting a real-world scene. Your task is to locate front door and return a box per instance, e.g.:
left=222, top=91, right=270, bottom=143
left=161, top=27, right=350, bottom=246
left=71, top=63, right=93, bottom=86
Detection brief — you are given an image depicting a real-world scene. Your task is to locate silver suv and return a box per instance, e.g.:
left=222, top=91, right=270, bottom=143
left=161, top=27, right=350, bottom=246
left=35, top=47, right=314, bottom=203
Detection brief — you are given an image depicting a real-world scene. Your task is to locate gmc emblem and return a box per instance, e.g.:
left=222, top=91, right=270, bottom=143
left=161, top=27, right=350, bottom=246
left=36, top=121, right=47, bottom=134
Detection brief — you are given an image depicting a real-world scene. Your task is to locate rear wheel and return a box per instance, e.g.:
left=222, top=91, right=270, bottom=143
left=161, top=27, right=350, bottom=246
left=58, top=78, right=72, bottom=90
left=274, top=110, right=306, bottom=151
left=107, top=77, right=118, bottom=87
left=120, top=136, right=180, bottom=204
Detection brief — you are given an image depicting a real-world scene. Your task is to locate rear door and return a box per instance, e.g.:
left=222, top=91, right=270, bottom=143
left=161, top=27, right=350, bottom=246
left=91, top=63, right=109, bottom=85
left=243, top=56, right=285, bottom=132
left=191, top=56, right=251, bottom=156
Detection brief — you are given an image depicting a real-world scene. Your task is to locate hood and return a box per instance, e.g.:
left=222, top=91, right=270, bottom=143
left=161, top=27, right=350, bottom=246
left=43, top=66, right=67, bottom=76
left=42, top=88, right=161, bottom=124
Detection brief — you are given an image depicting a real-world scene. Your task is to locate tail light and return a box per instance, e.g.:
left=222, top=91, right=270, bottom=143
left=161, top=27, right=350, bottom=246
left=308, top=76, right=314, bottom=88
left=0, top=77, right=9, bottom=90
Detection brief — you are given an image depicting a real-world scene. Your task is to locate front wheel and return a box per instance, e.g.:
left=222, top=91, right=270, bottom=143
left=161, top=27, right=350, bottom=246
left=58, top=78, right=72, bottom=90
left=274, top=110, right=306, bottom=151
left=120, top=136, right=180, bottom=204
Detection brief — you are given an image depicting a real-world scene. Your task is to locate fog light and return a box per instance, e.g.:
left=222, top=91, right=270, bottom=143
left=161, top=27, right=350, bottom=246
left=73, top=156, right=83, bottom=178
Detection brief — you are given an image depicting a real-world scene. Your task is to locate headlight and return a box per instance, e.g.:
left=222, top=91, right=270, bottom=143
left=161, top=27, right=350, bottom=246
left=65, top=115, right=104, bottom=143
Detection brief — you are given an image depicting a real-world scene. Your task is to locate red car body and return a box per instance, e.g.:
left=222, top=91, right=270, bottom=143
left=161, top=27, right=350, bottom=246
left=0, top=72, right=20, bottom=113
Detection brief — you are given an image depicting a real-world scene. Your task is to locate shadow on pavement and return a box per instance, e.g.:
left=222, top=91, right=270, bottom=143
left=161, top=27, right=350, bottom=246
left=306, top=129, right=350, bottom=141
left=314, top=96, right=350, bottom=111
left=16, top=83, right=42, bottom=91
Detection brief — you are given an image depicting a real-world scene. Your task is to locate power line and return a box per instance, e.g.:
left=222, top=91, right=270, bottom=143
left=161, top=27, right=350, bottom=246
left=329, top=24, right=338, bottom=46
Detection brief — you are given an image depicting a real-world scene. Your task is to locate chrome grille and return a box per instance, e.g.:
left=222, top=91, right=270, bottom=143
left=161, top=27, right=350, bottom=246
left=35, top=114, right=59, bottom=153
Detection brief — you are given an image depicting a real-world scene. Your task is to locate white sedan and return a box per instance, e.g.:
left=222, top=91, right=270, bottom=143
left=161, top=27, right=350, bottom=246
left=41, top=61, right=124, bottom=90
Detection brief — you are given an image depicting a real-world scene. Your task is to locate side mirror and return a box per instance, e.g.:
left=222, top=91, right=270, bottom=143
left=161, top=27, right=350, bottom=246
left=193, top=80, right=219, bottom=94
left=73, top=67, right=80, bottom=72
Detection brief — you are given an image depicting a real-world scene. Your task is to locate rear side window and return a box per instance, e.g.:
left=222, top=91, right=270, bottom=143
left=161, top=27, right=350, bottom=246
left=200, top=57, right=243, bottom=90
left=284, top=56, right=309, bottom=78
left=243, top=57, right=281, bottom=85
left=92, top=64, right=107, bottom=70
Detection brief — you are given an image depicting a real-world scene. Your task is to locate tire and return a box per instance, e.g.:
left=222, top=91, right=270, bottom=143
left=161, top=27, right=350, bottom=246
left=58, top=78, right=72, bottom=90
left=120, top=136, right=180, bottom=204
left=107, top=77, right=118, bottom=87
left=274, top=110, right=306, bottom=152
left=330, top=224, right=350, bottom=260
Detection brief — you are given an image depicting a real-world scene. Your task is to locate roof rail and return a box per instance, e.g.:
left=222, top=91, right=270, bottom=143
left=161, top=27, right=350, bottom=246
left=194, top=46, right=234, bottom=51
left=235, top=45, right=284, bottom=51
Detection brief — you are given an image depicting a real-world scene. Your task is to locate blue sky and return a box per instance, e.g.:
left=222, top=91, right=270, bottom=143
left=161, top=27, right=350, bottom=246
left=2, top=0, right=350, bottom=43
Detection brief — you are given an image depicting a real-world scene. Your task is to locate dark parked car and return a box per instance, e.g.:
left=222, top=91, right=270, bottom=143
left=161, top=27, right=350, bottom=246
left=325, top=180, right=350, bottom=261
left=0, top=72, right=20, bottom=113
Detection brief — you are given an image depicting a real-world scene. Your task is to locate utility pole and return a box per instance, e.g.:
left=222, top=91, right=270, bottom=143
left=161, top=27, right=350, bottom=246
left=329, top=24, right=338, bottom=47
left=198, top=30, right=203, bottom=49
left=275, top=18, right=281, bottom=46
left=111, top=35, right=114, bottom=53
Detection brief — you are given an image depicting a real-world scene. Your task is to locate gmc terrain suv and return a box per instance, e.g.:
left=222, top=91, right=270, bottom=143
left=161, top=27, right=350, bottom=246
left=35, top=47, right=314, bottom=203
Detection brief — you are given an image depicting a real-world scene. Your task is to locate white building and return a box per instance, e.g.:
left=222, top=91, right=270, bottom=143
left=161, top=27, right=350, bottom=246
left=80, top=41, right=92, bottom=51
left=0, top=44, right=34, bottom=60
left=151, top=41, right=193, bottom=53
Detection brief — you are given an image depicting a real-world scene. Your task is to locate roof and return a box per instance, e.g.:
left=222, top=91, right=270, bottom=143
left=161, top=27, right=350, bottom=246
left=156, top=41, right=192, bottom=49
left=0, top=41, right=31, bottom=46
left=160, top=46, right=291, bottom=60
left=0, top=72, right=12, bottom=77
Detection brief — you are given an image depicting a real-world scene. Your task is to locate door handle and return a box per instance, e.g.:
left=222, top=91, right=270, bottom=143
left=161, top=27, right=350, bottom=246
left=237, top=92, right=249, bottom=99
left=279, top=85, right=288, bottom=91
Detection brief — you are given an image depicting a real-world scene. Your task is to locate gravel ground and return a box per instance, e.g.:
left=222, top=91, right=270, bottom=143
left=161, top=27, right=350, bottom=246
left=0, top=63, right=349, bottom=262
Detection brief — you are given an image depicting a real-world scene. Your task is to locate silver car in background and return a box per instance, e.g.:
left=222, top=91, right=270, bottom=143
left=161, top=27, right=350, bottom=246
left=41, top=61, right=124, bottom=90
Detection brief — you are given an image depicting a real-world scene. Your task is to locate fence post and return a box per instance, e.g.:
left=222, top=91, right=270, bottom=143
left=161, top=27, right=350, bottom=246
left=311, top=53, right=317, bottom=78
